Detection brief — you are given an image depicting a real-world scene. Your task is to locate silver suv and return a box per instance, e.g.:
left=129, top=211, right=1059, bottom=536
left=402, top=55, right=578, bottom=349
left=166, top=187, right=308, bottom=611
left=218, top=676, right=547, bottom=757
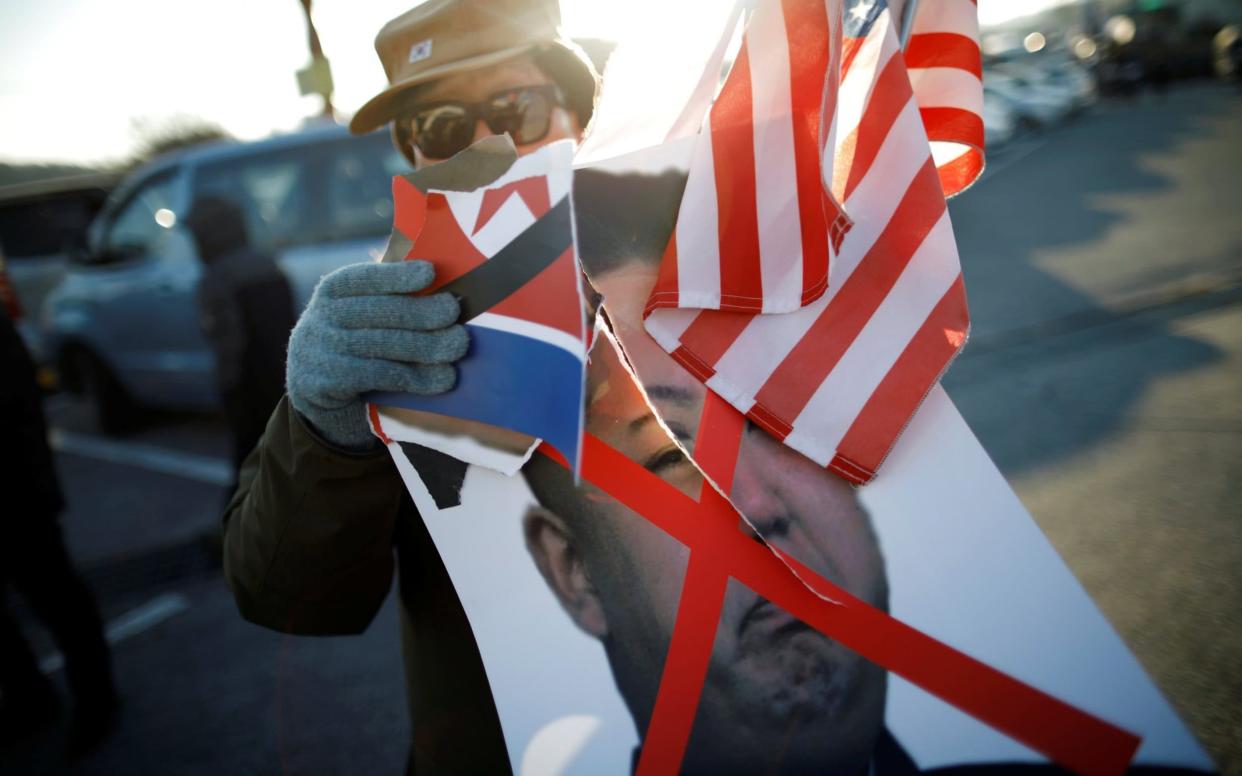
left=42, top=123, right=407, bottom=432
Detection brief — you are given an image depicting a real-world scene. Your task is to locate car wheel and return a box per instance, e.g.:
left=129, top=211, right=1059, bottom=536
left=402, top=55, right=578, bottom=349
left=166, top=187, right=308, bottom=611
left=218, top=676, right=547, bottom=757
left=71, top=349, right=139, bottom=435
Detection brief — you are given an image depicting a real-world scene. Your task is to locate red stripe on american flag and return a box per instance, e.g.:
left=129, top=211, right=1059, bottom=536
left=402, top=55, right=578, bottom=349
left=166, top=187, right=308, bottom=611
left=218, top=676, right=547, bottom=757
left=678, top=310, right=757, bottom=370
left=826, top=452, right=873, bottom=485
left=842, top=55, right=914, bottom=200
left=710, top=43, right=765, bottom=309
left=747, top=402, right=794, bottom=440
left=904, top=33, right=982, bottom=78
left=934, top=149, right=985, bottom=197
left=645, top=231, right=682, bottom=316
left=840, top=35, right=868, bottom=78
left=835, top=275, right=969, bottom=470
left=749, top=158, right=947, bottom=425
left=920, top=106, right=984, bottom=147
left=670, top=345, right=718, bottom=383
left=782, top=0, right=833, bottom=305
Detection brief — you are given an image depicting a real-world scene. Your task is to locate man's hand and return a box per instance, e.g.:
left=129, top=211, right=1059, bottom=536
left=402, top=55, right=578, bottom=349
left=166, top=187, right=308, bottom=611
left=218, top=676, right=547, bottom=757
left=286, top=260, right=468, bottom=450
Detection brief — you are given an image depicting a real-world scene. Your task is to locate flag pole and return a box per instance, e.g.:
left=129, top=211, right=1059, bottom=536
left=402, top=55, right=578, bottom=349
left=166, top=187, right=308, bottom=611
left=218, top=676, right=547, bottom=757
left=898, top=0, right=921, bottom=49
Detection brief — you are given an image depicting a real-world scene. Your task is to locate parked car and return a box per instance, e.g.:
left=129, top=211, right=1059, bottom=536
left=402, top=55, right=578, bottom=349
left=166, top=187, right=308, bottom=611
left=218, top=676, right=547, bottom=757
left=982, top=71, right=1072, bottom=128
left=0, top=172, right=117, bottom=359
left=41, top=123, right=408, bottom=431
left=982, top=87, right=1020, bottom=149
left=1004, top=60, right=1096, bottom=113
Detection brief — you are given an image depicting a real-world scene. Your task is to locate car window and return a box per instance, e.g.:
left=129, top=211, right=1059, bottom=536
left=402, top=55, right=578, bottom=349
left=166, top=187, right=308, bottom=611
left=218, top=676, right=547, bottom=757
left=0, top=191, right=105, bottom=259
left=104, top=172, right=178, bottom=257
left=193, top=150, right=315, bottom=253
left=324, top=134, right=409, bottom=241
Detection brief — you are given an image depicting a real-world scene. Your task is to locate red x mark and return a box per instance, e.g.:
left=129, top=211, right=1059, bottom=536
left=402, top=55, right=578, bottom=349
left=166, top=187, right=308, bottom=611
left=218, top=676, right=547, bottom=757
left=542, top=391, right=1141, bottom=776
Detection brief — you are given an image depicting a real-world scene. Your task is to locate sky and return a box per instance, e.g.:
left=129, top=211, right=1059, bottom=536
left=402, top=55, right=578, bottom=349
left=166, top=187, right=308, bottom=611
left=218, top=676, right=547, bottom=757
left=0, top=0, right=1073, bottom=166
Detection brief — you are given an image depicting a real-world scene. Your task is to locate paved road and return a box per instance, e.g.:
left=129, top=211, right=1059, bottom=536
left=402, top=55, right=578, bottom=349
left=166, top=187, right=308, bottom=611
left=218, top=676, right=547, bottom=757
left=944, top=82, right=1242, bottom=774
left=4, top=83, right=1239, bottom=774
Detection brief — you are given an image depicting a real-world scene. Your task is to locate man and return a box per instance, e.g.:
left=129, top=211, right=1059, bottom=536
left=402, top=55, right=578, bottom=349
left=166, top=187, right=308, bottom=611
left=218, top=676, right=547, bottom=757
left=0, top=249, right=118, bottom=756
left=523, top=337, right=896, bottom=775
left=221, top=0, right=598, bottom=772
left=522, top=169, right=896, bottom=774
left=183, top=195, right=296, bottom=477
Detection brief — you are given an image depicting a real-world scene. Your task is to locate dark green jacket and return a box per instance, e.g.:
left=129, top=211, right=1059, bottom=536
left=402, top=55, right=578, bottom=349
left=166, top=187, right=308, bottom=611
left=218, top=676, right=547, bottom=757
left=222, top=396, right=510, bottom=774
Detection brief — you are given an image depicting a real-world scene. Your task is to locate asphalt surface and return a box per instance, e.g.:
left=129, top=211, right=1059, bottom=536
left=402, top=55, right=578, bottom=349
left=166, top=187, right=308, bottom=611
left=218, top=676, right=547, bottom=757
left=2, top=82, right=1239, bottom=774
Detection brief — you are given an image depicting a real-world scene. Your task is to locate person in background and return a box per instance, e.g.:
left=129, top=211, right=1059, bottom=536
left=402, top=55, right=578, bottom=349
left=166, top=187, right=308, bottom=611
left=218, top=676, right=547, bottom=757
left=220, top=0, right=598, bottom=771
left=0, top=248, right=119, bottom=756
left=183, top=195, right=296, bottom=476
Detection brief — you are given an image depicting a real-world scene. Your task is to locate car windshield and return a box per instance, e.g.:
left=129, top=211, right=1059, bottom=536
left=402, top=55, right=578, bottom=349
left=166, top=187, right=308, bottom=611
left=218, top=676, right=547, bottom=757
left=189, top=133, right=407, bottom=255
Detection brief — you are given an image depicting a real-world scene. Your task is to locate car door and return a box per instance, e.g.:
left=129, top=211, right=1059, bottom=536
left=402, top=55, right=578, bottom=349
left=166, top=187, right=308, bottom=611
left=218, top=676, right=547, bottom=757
left=82, top=167, right=215, bottom=407
left=277, top=134, right=408, bottom=309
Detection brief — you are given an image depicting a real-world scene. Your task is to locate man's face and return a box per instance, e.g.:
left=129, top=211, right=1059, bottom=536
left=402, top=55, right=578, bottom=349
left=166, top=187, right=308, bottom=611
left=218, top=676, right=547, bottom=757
left=526, top=261, right=889, bottom=773
left=408, top=54, right=582, bottom=167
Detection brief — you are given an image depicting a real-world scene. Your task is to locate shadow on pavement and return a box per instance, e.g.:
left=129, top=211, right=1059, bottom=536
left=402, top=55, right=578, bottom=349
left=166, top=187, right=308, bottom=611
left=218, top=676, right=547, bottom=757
left=944, top=85, right=1235, bottom=477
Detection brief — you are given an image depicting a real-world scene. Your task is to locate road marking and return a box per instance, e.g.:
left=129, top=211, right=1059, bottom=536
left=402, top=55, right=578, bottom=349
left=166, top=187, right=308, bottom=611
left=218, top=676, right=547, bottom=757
left=976, top=135, right=1050, bottom=185
left=49, top=429, right=232, bottom=487
left=40, top=592, right=191, bottom=674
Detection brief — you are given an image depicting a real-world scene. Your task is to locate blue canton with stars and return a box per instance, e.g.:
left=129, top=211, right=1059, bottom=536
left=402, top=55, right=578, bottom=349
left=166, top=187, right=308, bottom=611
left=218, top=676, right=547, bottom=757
left=843, top=0, right=888, bottom=38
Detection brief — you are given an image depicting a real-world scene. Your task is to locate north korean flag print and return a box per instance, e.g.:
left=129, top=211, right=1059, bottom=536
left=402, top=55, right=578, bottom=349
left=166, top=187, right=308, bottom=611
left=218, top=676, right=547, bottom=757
left=367, top=141, right=588, bottom=471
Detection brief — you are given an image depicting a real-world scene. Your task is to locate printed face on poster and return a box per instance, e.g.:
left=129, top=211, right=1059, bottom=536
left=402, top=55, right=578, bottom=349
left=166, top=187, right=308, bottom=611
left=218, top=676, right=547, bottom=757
left=375, top=143, right=1212, bottom=775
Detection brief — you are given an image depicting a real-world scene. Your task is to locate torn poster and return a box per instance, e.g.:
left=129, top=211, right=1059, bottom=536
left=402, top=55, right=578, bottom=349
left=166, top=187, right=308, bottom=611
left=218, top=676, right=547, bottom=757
left=367, top=137, right=588, bottom=475
left=372, top=160, right=1213, bottom=775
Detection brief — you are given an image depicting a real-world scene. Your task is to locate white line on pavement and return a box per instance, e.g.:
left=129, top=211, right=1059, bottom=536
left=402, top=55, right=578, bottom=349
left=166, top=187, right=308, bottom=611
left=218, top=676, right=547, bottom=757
left=49, top=429, right=233, bottom=487
left=40, top=592, right=191, bottom=674
left=977, top=135, right=1051, bottom=185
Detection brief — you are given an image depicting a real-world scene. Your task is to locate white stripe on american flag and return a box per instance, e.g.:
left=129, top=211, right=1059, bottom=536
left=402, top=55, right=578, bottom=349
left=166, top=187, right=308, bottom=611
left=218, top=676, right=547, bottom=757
left=660, top=7, right=922, bottom=416
left=929, top=141, right=972, bottom=170
left=705, top=95, right=928, bottom=405
left=634, top=0, right=980, bottom=482
left=906, top=67, right=985, bottom=112
left=645, top=306, right=699, bottom=354
left=831, top=19, right=893, bottom=172
left=908, top=0, right=978, bottom=36
left=905, top=0, right=983, bottom=196
left=834, top=97, right=928, bottom=281
left=674, top=133, right=723, bottom=309
left=749, top=0, right=805, bottom=313
left=783, top=212, right=959, bottom=462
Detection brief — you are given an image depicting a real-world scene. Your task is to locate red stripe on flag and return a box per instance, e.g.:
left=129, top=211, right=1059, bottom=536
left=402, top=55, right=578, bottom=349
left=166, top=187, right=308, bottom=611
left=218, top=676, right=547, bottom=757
left=920, top=106, right=984, bottom=148
left=670, top=345, right=718, bottom=383
left=643, top=231, right=682, bottom=316
left=392, top=176, right=428, bottom=243
left=840, top=35, right=867, bottom=77
left=411, top=194, right=490, bottom=293
left=677, top=310, right=757, bottom=370
left=782, top=0, right=833, bottom=305
left=710, top=43, right=765, bottom=310
left=843, top=55, right=914, bottom=200
left=936, top=148, right=985, bottom=198
left=826, top=452, right=874, bottom=484
left=367, top=405, right=393, bottom=446
left=750, top=159, right=947, bottom=425
left=747, top=402, right=794, bottom=441
left=835, top=275, right=969, bottom=472
left=904, top=33, right=983, bottom=79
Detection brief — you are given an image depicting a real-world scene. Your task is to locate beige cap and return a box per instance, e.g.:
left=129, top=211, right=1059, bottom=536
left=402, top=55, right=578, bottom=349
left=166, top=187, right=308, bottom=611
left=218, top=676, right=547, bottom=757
left=349, top=0, right=596, bottom=135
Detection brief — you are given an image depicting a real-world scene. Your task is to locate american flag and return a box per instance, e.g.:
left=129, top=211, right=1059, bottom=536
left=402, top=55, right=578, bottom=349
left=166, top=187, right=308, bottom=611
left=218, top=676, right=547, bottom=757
left=641, top=0, right=982, bottom=484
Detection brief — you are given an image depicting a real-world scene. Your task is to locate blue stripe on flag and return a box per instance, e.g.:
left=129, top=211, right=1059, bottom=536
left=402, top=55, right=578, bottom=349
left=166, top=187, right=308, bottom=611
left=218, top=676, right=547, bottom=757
left=367, top=322, right=585, bottom=469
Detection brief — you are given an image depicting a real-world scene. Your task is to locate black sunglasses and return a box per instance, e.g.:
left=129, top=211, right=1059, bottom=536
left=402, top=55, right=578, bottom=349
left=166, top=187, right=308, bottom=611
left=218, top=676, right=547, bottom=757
left=401, top=84, right=564, bottom=160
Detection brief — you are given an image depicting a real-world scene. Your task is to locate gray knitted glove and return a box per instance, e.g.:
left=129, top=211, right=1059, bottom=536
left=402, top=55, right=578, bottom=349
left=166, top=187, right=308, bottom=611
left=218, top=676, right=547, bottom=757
left=286, top=260, right=468, bottom=450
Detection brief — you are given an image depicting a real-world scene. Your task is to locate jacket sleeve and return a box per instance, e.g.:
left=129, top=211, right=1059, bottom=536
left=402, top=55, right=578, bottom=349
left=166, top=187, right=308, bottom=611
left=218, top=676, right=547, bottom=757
left=222, top=395, right=404, bottom=635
